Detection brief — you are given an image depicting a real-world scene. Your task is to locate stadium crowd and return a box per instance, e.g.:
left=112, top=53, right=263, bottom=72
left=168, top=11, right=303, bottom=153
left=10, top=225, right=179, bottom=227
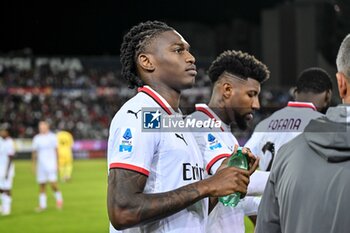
left=0, top=61, right=292, bottom=139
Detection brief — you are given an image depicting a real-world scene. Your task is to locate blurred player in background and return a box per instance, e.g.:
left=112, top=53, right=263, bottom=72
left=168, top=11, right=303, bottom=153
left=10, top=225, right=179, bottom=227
left=256, top=34, right=350, bottom=233
left=57, top=130, right=74, bottom=182
left=32, top=121, right=63, bottom=211
left=0, top=128, right=15, bottom=216
left=107, top=20, right=259, bottom=233
left=190, top=50, right=270, bottom=233
left=245, top=67, right=332, bottom=171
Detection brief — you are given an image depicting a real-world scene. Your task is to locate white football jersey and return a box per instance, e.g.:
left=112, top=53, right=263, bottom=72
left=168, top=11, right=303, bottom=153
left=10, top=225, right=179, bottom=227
left=32, top=132, right=58, bottom=171
left=190, top=104, right=238, bottom=175
left=245, top=101, right=323, bottom=171
left=0, top=137, right=14, bottom=178
left=190, top=104, right=266, bottom=233
left=108, top=86, right=207, bottom=233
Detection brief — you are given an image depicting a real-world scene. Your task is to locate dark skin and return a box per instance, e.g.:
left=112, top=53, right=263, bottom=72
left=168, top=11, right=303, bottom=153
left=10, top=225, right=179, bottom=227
left=207, top=73, right=261, bottom=226
left=108, top=30, right=259, bottom=230
left=208, top=73, right=261, bottom=129
left=136, top=30, right=197, bottom=111
left=108, top=157, right=258, bottom=229
left=294, top=89, right=332, bottom=114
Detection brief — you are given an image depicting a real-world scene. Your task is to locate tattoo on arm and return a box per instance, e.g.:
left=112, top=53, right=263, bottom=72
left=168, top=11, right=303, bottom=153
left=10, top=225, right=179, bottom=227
left=108, top=168, right=206, bottom=229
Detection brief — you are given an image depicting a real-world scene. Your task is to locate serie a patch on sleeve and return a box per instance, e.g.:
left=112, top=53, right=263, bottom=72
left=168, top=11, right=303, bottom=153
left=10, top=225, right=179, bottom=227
left=118, top=127, right=135, bottom=153
left=207, top=133, right=222, bottom=150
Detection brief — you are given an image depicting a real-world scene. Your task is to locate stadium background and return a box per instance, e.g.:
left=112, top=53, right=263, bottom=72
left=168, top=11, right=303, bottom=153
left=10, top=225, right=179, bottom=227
left=0, top=0, right=349, bottom=232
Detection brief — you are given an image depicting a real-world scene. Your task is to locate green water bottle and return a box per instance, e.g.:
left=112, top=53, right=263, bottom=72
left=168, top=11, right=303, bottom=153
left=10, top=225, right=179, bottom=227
left=219, top=147, right=249, bottom=207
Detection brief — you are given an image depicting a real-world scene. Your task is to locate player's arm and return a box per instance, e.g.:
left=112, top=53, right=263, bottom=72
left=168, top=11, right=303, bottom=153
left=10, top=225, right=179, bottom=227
left=5, top=155, right=13, bottom=179
left=32, top=150, right=37, bottom=174
left=70, top=133, right=74, bottom=146
left=5, top=142, right=15, bottom=179
left=248, top=170, right=270, bottom=196
left=244, top=132, right=261, bottom=159
left=194, top=133, right=238, bottom=213
left=108, top=159, right=258, bottom=230
left=54, top=135, right=59, bottom=172
left=207, top=146, right=259, bottom=212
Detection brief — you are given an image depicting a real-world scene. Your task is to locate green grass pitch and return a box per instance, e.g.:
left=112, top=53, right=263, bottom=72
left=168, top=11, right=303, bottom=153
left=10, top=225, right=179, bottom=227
left=0, top=159, right=254, bottom=233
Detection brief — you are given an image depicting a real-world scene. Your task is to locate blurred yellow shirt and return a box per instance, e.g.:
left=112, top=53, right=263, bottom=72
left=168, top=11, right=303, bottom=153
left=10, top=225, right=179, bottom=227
left=57, top=131, right=74, bottom=161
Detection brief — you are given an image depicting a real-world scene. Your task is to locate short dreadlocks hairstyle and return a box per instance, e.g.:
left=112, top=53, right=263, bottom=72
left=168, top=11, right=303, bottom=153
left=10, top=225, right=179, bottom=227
left=208, top=50, right=270, bottom=84
left=296, top=67, right=332, bottom=93
left=120, top=20, right=174, bottom=89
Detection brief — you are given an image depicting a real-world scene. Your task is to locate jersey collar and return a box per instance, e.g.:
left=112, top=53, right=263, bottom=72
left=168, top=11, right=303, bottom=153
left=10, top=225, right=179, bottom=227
left=287, top=101, right=317, bottom=111
left=195, top=103, right=229, bottom=132
left=138, top=85, right=177, bottom=115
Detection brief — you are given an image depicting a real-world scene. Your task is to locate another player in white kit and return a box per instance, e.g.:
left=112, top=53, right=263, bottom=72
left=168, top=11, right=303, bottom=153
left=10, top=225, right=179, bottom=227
left=32, top=121, right=63, bottom=211
left=245, top=67, right=333, bottom=171
left=107, top=21, right=259, bottom=233
left=0, top=129, right=15, bottom=216
left=190, top=50, right=270, bottom=233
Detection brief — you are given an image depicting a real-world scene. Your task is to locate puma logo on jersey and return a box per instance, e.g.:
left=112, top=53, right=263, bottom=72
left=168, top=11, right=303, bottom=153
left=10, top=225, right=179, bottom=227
left=175, top=133, right=188, bottom=145
left=127, top=109, right=141, bottom=119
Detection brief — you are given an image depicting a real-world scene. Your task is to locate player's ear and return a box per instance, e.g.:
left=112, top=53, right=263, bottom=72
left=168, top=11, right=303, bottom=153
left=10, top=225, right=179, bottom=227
left=325, top=89, right=332, bottom=104
left=292, top=87, right=298, bottom=100
left=222, top=82, right=233, bottom=99
left=336, top=72, right=347, bottom=99
left=137, top=53, right=155, bottom=72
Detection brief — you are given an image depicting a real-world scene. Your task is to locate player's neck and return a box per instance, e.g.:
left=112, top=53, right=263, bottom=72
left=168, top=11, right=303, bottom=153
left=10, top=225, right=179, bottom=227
left=208, top=100, right=230, bottom=125
left=148, top=84, right=181, bottom=113
left=342, top=93, right=350, bottom=104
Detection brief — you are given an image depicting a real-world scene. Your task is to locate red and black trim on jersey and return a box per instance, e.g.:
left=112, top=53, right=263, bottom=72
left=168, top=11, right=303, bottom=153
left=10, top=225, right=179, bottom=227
left=206, top=153, right=230, bottom=175
left=138, top=86, right=173, bottom=115
left=195, top=104, right=225, bottom=132
left=195, top=104, right=232, bottom=174
left=109, top=86, right=176, bottom=174
left=287, top=101, right=316, bottom=111
left=110, top=162, right=150, bottom=176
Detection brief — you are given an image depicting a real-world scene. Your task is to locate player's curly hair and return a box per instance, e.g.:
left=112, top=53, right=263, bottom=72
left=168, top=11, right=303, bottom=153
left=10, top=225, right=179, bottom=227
left=296, top=67, right=332, bottom=93
left=120, top=20, right=174, bottom=89
left=208, top=50, right=270, bottom=84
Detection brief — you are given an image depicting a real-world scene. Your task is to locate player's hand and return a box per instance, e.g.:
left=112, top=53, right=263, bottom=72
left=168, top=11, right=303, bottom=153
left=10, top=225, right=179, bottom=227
left=241, top=147, right=259, bottom=175
left=205, top=165, right=250, bottom=197
left=208, top=145, right=259, bottom=197
left=217, top=145, right=259, bottom=175
left=217, top=144, right=239, bottom=171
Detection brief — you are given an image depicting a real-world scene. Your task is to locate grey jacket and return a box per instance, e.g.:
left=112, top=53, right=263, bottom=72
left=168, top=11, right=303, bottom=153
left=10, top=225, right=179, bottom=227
left=256, top=105, right=350, bottom=233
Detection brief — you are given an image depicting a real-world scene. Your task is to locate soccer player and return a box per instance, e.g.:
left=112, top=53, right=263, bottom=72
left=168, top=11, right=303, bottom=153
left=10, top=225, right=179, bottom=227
left=190, top=50, right=270, bottom=233
left=245, top=67, right=332, bottom=171
left=256, top=34, right=350, bottom=233
left=107, top=21, right=259, bottom=233
left=57, top=130, right=74, bottom=182
left=32, top=121, right=63, bottom=211
left=0, top=129, right=15, bottom=216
